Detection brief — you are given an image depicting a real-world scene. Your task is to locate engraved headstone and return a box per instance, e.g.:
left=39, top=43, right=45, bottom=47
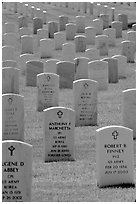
left=111, top=21, right=122, bottom=38
left=21, top=35, right=33, bottom=54
left=92, top=19, right=103, bottom=35
left=121, top=40, right=136, bottom=63
left=48, top=21, right=58, bottom=38
left=88, top=60, right=108, bottom=90
left=2, top=140, right=32, bottom=201
left=43, top=107, right=75, bottom=162
left=102, top=58, right=118, bottom=83
left=44, top=59, right=60, bottom=73
left=95, top=35, right=108, bottom=56
left=96, top=126, right=134, bottom=187
left=37, top=28, right=48, bottom=46
left=103, top=28, right=116, bottom=47
left=26, top=60, right=43, bottom=86
left=56, top=61, right=75, bottom=89
left=2, top=46, right=15, bottom=61
left=73, top=79, right=98, bottom=126
left=18, top=16, right=28, bottom=29
left=96, top=3, right=101, bottom=17
left=2, top=60, right=17, bottom=68
left=37, top=73, right=59, bottom=111
left=85, top=48, right=99, bottom=61
left=62, top=43, right=76, bottom=62
left=75, top=35, right=86, bottom=52
left=75, top=16, right=85, bottom=33
left=100, top=14, right=109, bottom=29
left=40, top=39, right=54, bottom=58
left=118, top=14, right=128, bottom=30
left=122, top=89, right=136, bottom=139
left=2, top=94, right=24, bottom=141
left=54, top=32, right=66, bottom=50
left=2, top=68, right=19, bottom=94
left=85, top=27, right=96, bottom=45
left=74, top=57, right=89, bottom=80
left=112, top=55, right=127, bottom=78
left=33, top=17, right=43, bottom=35
left=59, top=15, right=69, bottom=31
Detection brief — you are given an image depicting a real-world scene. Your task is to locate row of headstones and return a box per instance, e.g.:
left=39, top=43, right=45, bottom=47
left=2, top=84, right=136, bottom=141
left=2, top=54, right=130, bottom=95
left=2, top=121, right=135, bottom=201
left=3, top=17, right=136, bottom=64
left=2, top=2, right=116, bottom=20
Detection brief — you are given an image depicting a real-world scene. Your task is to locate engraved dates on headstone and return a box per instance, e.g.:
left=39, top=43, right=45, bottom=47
left=43, top=107, right=75, bottom=162
left=2, top=140, right=33, bottom=202
left=96, top=126, right=134, bottom=187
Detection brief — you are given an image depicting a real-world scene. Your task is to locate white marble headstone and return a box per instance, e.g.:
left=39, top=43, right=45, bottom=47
left=92, top=19, right=103, bottom=35
left=48, top=21, right=58, bottom=38
left=122, top=89, right=136, bottom=139
left=44, top=59, right=60, bottom=73
left=118, top=14, right=128, bottom=30
left=75, top=16, right=85, bottom=33
left=21, top=35, right=33, bottom=54
left=37, top=28, right=48, bottom=46
left=62, top=43, right=76, bottom=62
left=66, top=23, right=76, bottom=41
left=95, top=35, right=108, bottom=56
left=75, top=35, right=86, bottom=52
left=43, top=107, right=75, bottom=162
left=2, top=140, right=32, bottom=201
left=2, top=68, right=19, bottom=94
left=73, top=79, right=98, bottom=126
left=59, top=15, right=69, bottom=31
left=33, top=17, right=43, bottom=35
left=85, top=48, right=99, bottom=61
left=2, top=60, right=17, bottom=68
left=111, top=21, right=122, bottom=38
left=2, top=94, right=24, bottom=141
left=26, top=60, right=44, bottom=86
left=37, top=73, right=59, bottom=111
left=96, top=125, right=134, bottom=187
left=121, top=40, right=135, bottom=63
left=88, top=60, right=108, bottom=90
left=85, top=26, right=96, bottom=45
left=74, top=57, right=89, bottom=80
left=103, top=28, right=116, bottom=47
left=5, top=22, right=16, bottom=33
left=56, top=61, right=75, bottom=89
left=54, top=32, right=66, bottom=50
left=40, top=39, right=54, bottom=58
left=112, top=55, right=127, bottom=78
left=2, top=46, right=15, bottom=61
left=3, top=33, right=17, bottom=49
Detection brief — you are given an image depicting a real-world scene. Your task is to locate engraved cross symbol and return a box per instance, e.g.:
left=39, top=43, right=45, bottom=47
left=112, top=130, right=119, bottom=140
left=57, top=110, right=63, bottom=118
left=8, top=97, right=13, bottom=105
left=47, top=75, right=51, bottom=81
left=8, top=146, right=15, bottom=156
left=84, top=83, right=89, bottom=89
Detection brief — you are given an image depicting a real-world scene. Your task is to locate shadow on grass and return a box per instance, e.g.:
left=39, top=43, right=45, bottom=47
left=99, top=183, right=135, bottom=189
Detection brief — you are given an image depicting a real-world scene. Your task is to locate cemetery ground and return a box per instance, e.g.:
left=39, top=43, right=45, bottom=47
left=2, top=2, right=136, bottom=202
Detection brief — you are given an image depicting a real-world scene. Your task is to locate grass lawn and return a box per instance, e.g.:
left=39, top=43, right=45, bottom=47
left=2, top=2, right=136, bottom=202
